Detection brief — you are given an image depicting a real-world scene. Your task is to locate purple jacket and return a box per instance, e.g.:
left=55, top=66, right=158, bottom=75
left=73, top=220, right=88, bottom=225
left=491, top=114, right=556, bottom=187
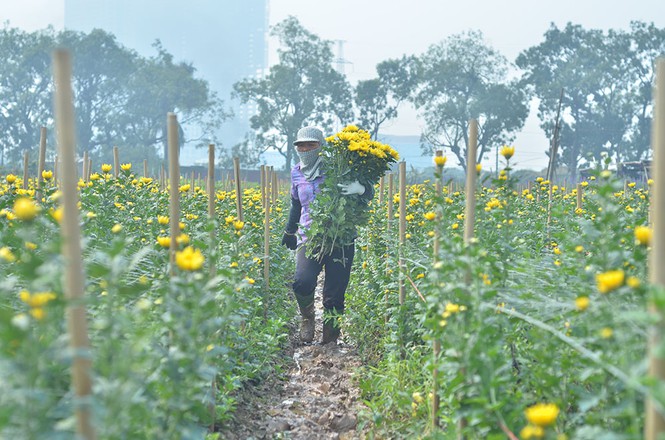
left=289, top=163, right=325, bottom=244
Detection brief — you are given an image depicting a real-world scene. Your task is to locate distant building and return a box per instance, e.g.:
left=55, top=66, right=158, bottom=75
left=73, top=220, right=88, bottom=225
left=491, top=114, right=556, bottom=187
left=63, top=0, right=268, bottom=165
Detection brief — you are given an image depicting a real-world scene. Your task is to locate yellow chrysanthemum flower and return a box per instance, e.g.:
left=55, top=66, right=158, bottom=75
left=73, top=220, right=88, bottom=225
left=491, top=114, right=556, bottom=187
left=0, top=247, right=16, bottom=262
left=596, top=270, right=625, bottom=294
left=525, top=403, right=559, bottom=427
left=176, top=233, right=190, bottom=245
left=6, top=174, right=17, bottom=184
left=120, top=163, right=132, bottom=171
left=157, top=215, right=169, bottom=225
left=600, top=327, right=613, bottom=339
left=500, top=145, right=515, bottom=160
left=13, top=197, right=39, bottom=220
left=520, top=424, right=545, bottom=439
left=423, top=212, right=436, bottom=221
left=575, top=296, right=589, bottom=311
left=634, top=225, right=652, bottom=246
left=42, top=170, right=53, bottom=180
left=156, top=236, right=171, bottom=248
left=175, top=246, right=204, bottom=271
left=433, top=155, right=447, bottom=167
left=101, top=164, right=112, bottom=173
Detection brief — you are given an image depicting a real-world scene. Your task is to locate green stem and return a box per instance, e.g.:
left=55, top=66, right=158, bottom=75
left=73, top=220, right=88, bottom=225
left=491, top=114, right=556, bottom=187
left=487, top=303, right=663, bottom=414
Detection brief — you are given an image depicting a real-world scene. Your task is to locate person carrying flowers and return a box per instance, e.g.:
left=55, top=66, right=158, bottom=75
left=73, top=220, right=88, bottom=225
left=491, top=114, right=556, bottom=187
left=281, top=125, right=399, bottom=344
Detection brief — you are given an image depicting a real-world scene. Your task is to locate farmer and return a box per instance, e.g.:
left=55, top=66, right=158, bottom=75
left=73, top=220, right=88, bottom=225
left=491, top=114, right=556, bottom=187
left=281, top=126, right=373, bottom=344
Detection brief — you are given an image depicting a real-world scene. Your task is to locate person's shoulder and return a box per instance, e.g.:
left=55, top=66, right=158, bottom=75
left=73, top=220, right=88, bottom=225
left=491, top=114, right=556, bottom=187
left=291, top=163, right=303, bottom=178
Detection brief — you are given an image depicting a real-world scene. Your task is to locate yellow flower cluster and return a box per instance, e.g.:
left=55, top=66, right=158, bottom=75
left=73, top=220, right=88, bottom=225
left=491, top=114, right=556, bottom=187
left=327, top=125, right=399, bottom=161
left=19, top=290, right=57, bottom=320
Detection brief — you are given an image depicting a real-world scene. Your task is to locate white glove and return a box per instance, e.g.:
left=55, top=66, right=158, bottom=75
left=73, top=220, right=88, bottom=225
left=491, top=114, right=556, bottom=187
left=338, top=180, right=365, bottom=195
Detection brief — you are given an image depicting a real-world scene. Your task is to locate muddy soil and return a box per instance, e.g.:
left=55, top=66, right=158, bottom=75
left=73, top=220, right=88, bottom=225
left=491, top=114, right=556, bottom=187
left=218, top=279, right=368, bottom=440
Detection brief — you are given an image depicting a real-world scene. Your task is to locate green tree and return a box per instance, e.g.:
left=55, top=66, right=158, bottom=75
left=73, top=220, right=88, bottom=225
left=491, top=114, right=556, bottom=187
left=119, top=41, right=228, bottom=167
left=623, top=21, right=665, bottom=161
left=516, top=23, right=639, bottom=179
left=57, top=28, right=137, bottom=158
left=413, top=31, right=529, bottom=171
left=233, top=16, right=353, bottom=170
left=354, top=56, right=418, bottom=140
left=0, top=26, right=54, bottom=166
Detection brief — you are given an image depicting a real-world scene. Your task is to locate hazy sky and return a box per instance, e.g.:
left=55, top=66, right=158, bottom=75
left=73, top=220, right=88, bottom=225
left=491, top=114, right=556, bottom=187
left=2, top=0, right=665, bottom=170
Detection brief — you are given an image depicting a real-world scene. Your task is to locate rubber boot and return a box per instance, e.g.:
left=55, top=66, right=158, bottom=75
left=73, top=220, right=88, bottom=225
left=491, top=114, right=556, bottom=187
left=299, top=302, right=315, bottom=343
left=322, top=320, right=341, bottom=345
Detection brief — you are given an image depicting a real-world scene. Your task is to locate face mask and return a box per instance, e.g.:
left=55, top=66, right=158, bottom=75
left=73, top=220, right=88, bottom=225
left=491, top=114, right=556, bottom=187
left=298, top=146, right=322, bottom=181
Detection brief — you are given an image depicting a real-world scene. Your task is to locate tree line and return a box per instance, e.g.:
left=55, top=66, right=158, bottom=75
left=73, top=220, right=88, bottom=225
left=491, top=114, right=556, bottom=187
left=1, top=19, right=664, bottom=178
left=236, top=18, right=665, bottom=179
left=0, top=26, right=227, bottom=169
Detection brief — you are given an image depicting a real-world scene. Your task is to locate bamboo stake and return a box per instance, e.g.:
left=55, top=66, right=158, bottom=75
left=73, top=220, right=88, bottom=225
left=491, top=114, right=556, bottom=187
left=646, top=57, right=665, bottom=440
left=87, top=159, right=92, bottom=182
left=263, top=165, right=271, bottom=321
left=385, top=173, right=394, bottom=322
left=233, top=157, right=243, bottom=222
left=36, top=127, right=47, bottom=202
left=167, top=113, right=180, bottom=275
left=464, top=120, right=478, bottom=246
left=53, top=154, right=58, bottom=184
left=576, top=183, right=583, bottom=211
left=22, top=151, right=29, bottom=190
left=207, top=143, right=217, bottom=431
left=208, top=144, right=216, bottom=278
left=113, top=146, right=119, bottom=178
left=37, top=127, right=47, bottom=186
left=190, top=170, right=195, bottom=193
left=459, top=119, right=478, bottom=439
left=52, top=48, right=96, bottom=440
left=378, top=175, right=384, bottom=206
left=82, top=151, right=89, bottom=183
left=160, top=164, right=166, bottom=190
left=260, top=164, right=266, bottom=208
left=272, top=170, right=278, bottom=205
left=546, top=182, right=554, bottom=239
left=398, top=162, right=407, bottom=306
left=432, top=150, right=444, bottom=430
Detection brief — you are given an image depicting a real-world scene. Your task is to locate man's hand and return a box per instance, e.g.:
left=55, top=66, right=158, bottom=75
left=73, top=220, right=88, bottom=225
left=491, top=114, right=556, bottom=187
left=338, top=180, right=365, bottom=195
left=281, top=232, right=297, bottom=250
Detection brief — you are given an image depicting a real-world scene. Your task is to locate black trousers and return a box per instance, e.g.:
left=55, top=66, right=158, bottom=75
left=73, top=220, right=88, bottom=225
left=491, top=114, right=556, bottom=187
left=292, top=243, right=355, bottom=314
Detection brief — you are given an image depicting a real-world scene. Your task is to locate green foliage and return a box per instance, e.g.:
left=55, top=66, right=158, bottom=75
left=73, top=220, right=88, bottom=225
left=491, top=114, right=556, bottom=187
left=0, top=26, right=227, bottom=168
left=344, top=160, right=654, bottom=438
left=0, top=172, right=294, bottom=438
left=412, top=30, right=530, bottom=170
left=516, top=21, right=665, bottom=179
left=232, top=16, right=353, bottom=170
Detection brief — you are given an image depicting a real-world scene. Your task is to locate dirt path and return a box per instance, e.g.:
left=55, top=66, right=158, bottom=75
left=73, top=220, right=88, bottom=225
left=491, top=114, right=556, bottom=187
left=218, top=279, right=367, bottom=440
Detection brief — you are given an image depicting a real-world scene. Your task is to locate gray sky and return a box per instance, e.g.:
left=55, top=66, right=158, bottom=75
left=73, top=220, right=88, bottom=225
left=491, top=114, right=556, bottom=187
left=3, top=0, right=665, bottom=170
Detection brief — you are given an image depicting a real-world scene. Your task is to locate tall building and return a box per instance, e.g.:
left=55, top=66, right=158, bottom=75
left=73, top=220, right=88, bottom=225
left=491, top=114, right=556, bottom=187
left=63, top=0, right=268, bottom=165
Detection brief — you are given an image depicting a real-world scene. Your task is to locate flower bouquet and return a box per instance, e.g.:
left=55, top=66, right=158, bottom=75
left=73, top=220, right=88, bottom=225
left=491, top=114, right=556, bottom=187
left=305, top=125, right=399, bottom=261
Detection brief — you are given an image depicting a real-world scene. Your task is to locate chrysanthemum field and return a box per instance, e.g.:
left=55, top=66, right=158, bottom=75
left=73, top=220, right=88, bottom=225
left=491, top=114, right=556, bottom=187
left=0, top=158, right=660, bottom=439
